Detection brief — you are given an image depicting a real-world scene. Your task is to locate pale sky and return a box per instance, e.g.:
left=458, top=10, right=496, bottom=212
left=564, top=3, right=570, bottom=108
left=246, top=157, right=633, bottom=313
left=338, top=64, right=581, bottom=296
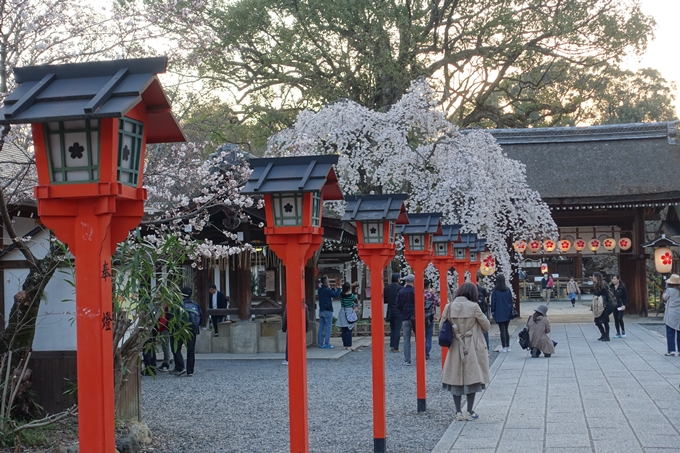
left=627, top=0, right=680, bottom=118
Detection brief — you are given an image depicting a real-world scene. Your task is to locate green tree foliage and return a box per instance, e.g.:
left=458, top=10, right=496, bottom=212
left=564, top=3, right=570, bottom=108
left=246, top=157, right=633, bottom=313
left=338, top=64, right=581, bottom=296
left=146, top=0, right=673, bottom=132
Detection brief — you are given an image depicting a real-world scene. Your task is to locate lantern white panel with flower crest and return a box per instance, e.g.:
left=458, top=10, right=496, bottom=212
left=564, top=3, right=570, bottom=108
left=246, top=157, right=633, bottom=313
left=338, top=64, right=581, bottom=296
left=45, top=120, right=100, bottom=183
left=655, top=247, right=673, bottom=273
left=528, top=240, right=541, bottom=253
left=589, top=239, right=600, bottom=252
left=559, top=239, right=571, bottom=253
left=513, top=240, right=527, bottom=253
left=543, top=239, right=556, bottom=252
left=618, top=238, right=632, bottom=251
left=602, top=237, right=616, bottom=251
left=574, top=238, right=586, bottom=251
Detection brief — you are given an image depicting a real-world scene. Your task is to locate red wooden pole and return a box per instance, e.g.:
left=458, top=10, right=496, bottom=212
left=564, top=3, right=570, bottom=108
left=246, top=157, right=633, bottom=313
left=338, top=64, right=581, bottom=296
left=74, top=205, right=116, bottom=452
left=367, top=255, right=391, bottom=452
left=411, top=260, right=428, bottom=412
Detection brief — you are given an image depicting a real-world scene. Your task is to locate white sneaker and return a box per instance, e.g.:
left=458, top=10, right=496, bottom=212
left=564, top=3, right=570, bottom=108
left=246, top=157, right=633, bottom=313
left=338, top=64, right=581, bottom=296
left=282, top=361, right=288, bottom=365
left=501, top=347, right=508, bottom=352
left=506, top=347, right=511, bottom=352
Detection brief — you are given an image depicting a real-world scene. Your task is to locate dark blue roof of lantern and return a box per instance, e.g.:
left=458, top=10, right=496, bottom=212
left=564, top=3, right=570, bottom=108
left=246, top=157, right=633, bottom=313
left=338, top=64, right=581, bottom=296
left=472, top=238, right=487, bottom=252
left=454, top=233, right=478, bottom=249
left=396, top=212, right=442, bottom=236
left=342, top=194, right=409, bottom=224
left=641, top=234, right=680, bottom=248
left=242, top=155, right=344, bottom=201
left=0, top=57, right=184, bottom=143
left=433, top=224, right=462, bottom=243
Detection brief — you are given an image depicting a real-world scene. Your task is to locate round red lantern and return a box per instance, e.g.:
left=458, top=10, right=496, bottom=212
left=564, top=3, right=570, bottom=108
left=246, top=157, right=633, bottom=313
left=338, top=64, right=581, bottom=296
left=528, top=240, right=541, bottom=253
left=543, top=239, right=556, bottom=252
left=618, top=238, right=632, bottom=251
left=589, top=238, right=600, bottom=252
left=513, top=240, right=527, bottom=253
left=574, top=238, right=586, bottom=251
left=558, top=239, right=571, bottom=253
left=603, top=237, right=616, bottom=251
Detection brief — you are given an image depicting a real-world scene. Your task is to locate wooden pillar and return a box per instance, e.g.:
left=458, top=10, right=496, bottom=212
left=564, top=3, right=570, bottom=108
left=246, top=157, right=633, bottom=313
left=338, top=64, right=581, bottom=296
left=195, top=260, right=210, bottom=327
left=304, top=256, right=317, bottom=327
left=235, top=252, right=252, bottom=320
left=573, top=254, right=583, bottom=278
left=632, top=208, right=648, bottom=317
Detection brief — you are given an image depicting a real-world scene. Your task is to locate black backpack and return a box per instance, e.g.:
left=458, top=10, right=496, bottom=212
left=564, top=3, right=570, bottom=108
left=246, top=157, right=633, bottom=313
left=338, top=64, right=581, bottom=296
left=518, top=326, right=530, bottom=350
left=182, top=300, right=202, bottom=332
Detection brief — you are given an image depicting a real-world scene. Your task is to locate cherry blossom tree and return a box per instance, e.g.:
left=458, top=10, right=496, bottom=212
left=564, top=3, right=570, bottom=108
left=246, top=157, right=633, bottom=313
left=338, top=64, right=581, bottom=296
left=268, top=80, right=557, bottom=284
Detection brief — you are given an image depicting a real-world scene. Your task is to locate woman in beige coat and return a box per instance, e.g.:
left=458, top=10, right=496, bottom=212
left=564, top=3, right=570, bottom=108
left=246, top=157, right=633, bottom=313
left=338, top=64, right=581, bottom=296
left=527, top=304, right=556, bottom=358
left=441, top=282, right=490, bottom=421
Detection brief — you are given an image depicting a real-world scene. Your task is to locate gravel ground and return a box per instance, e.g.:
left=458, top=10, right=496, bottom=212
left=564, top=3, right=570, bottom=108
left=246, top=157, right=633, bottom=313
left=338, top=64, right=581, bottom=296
left=640, top=322, right=668, bottom=338
left=141, top=335, right=502, bottom=453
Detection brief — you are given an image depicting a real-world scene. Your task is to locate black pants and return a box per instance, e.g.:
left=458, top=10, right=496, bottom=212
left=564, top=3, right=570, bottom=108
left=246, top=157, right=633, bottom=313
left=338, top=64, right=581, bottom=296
left=613, top=309, right=625, bottom=334
left=142, top=330, right=158, bottom=375
left=498, top=321, right=510, bottom=348
left=389, top=311, right=402, bottom=350
left=341, top=327, right=353, bottom=347
left=211, top=315, right=224, bottom=335
left=172, top=331, right=197, bottom=374
left=595, top=311, right=610, bottom=338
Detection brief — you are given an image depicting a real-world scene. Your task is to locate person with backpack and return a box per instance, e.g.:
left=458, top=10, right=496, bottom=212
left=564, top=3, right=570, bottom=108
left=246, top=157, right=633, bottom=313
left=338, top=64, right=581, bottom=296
left=424, top=279, right=440, bottom=360
left=441, top=282, right=490, bottom=421
left=396, top=274, right=416, bottom=365
left=335, top=282, right=359, bottom=351
left=384, top=273, right=403, bottom=353
left=527, top=304, right=556, bottom=358
left=567, top=277, right=580, bottom=307
left=172, top=287, right=203, bottom=377
left=491, top=274, right=513, bottom=352
left=592, top=272, right=614, bottom=342
left=610, top=275, right=629, bottom=338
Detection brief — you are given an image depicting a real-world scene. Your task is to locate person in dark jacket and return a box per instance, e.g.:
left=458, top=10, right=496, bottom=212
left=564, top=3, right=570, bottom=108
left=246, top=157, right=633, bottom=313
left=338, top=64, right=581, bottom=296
left=491, top=274, right=513, bottom=352
left=593, top=272, right=614, bottom=341
left=610, top=275, right=628, bottom=338
left=476, top=275, right=490, bottom=351
left=317, top=275, right=342, bottom=349
left=396, top=274, right=416, bottom=365
left=384, top=273, right=403, bottom=352
left=173, top=287, right=202, bottom=377
left=208, top=284, right=227, bottom=336
left=282, top=302, right=310, bottom=365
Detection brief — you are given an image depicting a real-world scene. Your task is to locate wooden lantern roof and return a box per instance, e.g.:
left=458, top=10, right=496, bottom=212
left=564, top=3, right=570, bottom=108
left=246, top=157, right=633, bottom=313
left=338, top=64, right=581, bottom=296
left=472, top=238, right=487, bottom=252
left=341, top=194, right=409, bottom=223
left=454, top=233, right=478, bottom=249
left=396, top=212, right=442, bottom=236
left=433, top=224, right=462, bottom=243
left=0, top=56, right=184, bottom=143
left=242, top=155, right=343, bottom=201
left=641, top=234, right=680, bottom=249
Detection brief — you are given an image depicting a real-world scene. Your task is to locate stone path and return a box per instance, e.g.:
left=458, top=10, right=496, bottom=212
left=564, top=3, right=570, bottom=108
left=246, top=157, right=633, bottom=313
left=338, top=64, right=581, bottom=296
left=433, top=322, right=680, bottom=453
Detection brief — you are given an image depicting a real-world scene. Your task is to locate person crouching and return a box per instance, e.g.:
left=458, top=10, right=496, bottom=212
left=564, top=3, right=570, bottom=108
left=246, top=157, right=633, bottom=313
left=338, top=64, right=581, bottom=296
left=527, top=304, right=556, bottom=358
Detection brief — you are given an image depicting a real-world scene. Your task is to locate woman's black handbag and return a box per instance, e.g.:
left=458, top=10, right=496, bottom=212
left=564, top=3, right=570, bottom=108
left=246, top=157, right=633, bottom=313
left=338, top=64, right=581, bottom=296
left=510, top=307, right=519, bottom=319
left=438, top=319, right=453, bottom=347
left=518, top=327, right=530, bottom=350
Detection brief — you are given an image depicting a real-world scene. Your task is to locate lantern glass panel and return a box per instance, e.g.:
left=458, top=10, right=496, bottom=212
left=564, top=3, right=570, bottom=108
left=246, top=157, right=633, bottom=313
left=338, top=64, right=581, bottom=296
left=117, top=118, right=144, bottom=186
left=388, top=221, right=395, bottom=243
left=45, top=120, right=99, bottom=183
left=469, top=251, right=478, bottom=262
left=362, top=221, right=384, bottom=244
left=435, top=242, right=448, bottom=256
left=408, top=234, right=425, bottom=251
left=455, top=248, right=466, bottom=260
left=311, top=192, right=321, bottom=227
left=272, top=193, right=303, bottom=226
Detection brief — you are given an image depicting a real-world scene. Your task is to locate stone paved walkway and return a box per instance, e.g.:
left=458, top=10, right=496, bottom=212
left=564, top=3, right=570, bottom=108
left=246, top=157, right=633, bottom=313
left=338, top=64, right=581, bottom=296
left=432, top=322, right=680, bottom=453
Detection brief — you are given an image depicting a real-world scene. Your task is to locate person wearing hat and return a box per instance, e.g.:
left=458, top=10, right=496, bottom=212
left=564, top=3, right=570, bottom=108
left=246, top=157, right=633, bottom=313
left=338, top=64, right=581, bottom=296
left=527, top=304, right=556, bottom=358
left=384, top=272, right=404, bottom=352
left=396, top=274, right=416, bottom=365
left=662, top=274, right=680, bottom=356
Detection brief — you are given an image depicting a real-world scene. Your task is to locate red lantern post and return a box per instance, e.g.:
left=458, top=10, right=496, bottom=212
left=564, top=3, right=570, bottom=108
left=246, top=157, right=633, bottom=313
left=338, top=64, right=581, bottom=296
left=0, top=58, right=184, bottom=452
left=398, top=213, right=442, bottom=412
left=242, top=155, right=343, bottom=453
left=343, top=195, right=408, bottom=453
left=432, top=225, right=462, bottom=367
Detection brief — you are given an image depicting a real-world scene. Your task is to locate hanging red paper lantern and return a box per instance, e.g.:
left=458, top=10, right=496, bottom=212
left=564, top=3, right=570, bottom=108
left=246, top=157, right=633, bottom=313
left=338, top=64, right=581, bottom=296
left=540, top=263, right=549, bottom=274
left=655, top=247, right=673, bottom=273
left=589, top=238, right=600, bottom=252
left=528, top=240, right=541, bottom=253
left=574, top=238, right=586, bottom=251
left=543, top=239, right=556, bottom=252
left=513, top=240, right=527, bottom=253
left=480, top=251, right=496, bottom=275
left=603, top=237, right=616, bottom=251
left=618, top=238, right=632, bottom=251
left=558, top=239, right=571, bottom=253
